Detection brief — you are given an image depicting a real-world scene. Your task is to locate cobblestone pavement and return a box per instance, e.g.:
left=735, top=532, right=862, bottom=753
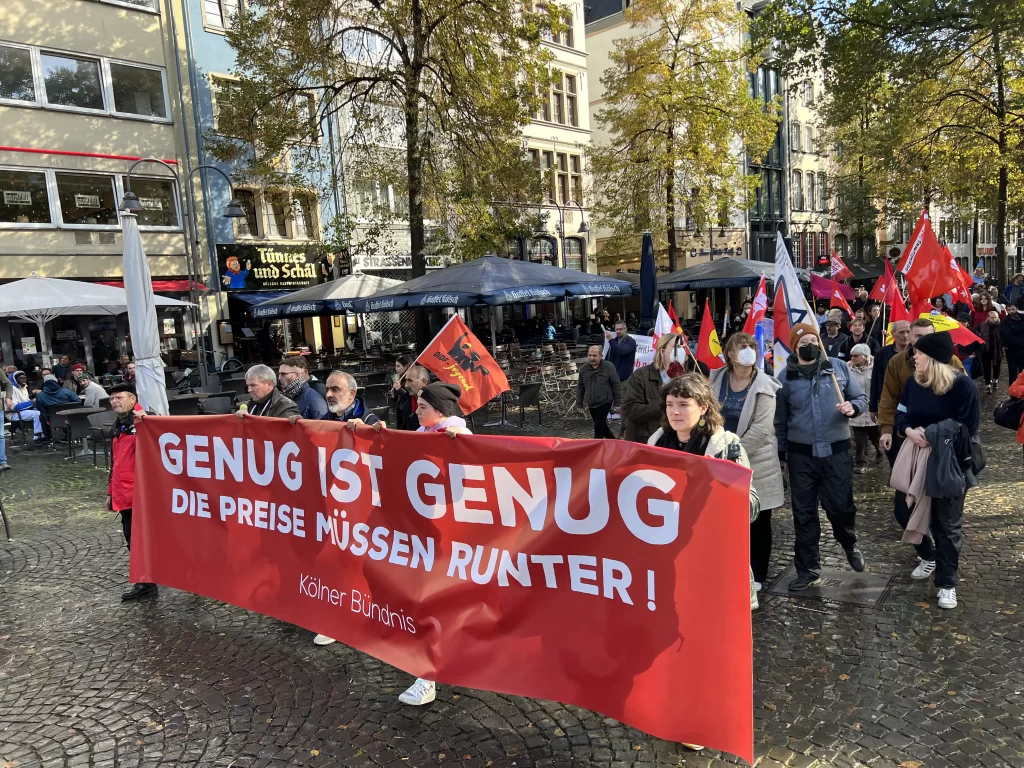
left=2, top=385, right=1024, bottom=768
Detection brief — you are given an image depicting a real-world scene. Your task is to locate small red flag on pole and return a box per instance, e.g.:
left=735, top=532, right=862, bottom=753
left=696, top=299, right=727, bottom=370
left=415, top=315, right=510, bottom=414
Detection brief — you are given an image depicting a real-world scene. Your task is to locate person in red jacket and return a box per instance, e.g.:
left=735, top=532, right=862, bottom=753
left=1009, top=369, right=1024, bottom=447
left=105, top=383, right=157, bottom=601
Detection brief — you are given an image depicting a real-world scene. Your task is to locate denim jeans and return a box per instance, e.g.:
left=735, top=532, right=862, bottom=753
left=0, top=426, right=7, bottom=465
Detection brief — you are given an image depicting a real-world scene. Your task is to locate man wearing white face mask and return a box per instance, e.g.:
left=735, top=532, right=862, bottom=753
left=710, top=332, right=784, bottom=592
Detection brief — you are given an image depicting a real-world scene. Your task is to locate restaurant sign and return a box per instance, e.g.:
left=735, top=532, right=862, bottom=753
left=217, top=244, right=319, bottom=292
left=352, top=253, right=448, bottom=271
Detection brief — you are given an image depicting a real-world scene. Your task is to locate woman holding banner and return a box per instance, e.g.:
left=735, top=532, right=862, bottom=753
left=647, top=373, right=761, bottom=611
left=399, top=381, right=470, bottom=707
left=622, top=333, right=693, bottom=444
left=709, top=333, right=783, bottom=593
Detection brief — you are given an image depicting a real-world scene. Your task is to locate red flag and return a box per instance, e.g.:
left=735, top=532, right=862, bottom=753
left=897, top=211, right=959, bottom=299
left=743, top=274, right=768, bottom=334
left=829, top=279, right=854, bottom=315
left=131, top=416, right=756, bottom=762
left=696, top=299, right=726, bottom=370
left=830, top=251, right=853, bottom=281
left=884, top=284, right=911, bottom=344
left=415, top=315, right=510, bottom=414
left=945, top=247, right=975, bottom=311
left=667, top=303, right=684, bottom=336
left=869, top=260, right=896, bottom=303
left=920, top=313, right=984, bottom=346
left=909, top=292, right=933, bottom=319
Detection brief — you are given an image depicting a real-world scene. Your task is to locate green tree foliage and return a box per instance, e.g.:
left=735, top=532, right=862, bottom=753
left=588, top=0, right=779, bottom=270
left=756, top=0, right=1024, bottom=285
left=209, top=0, right=564, bottom=289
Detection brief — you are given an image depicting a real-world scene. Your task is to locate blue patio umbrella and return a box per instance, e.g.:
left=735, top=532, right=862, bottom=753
left=351, top=256, right=634, bottom=312
left=639, top=232, right=658, bottom=330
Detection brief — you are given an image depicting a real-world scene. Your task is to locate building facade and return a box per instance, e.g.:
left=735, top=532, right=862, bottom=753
left=0, top=0, right=194, bottom=371
left=784, top=71, right=834, bottom=271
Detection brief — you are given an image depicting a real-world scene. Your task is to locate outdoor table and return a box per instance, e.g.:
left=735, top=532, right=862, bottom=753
left=56, top=407, right=106, bottom=462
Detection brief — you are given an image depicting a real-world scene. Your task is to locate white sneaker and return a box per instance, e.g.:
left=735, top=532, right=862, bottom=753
left=399, top=678, right=436, bottom=705
left=313, top=634, right=336, bottom=646
left=937, top=587, right=958, bottom=609
left=911, top=559, right=936, bottom=580
left=754, top=582, right=763, bottom=592
left=682, top=744, right=704, bottom=751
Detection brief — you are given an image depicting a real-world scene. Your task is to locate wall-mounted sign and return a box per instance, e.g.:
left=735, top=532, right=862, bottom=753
left=352, top=253, right=448, bottom=271
left=55, top=330, right=78, bottom=340
left=74, top=194, right=101, bottom=208
left=3, top=190, right=31, bottom=205
left=139, top=198, right=163, bottom=211
left=217, top=243, right=319, bottom=291
left=20, top=337, right=37, bottom=355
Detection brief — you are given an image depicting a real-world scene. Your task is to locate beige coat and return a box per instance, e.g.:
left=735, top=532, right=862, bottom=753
left=708, top=368, right=784, bottom=510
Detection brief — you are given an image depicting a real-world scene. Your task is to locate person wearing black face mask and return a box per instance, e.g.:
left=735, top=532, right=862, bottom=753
left=775, top=323, right=868, bottom=592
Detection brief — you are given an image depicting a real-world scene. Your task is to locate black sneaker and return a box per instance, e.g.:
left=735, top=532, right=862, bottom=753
left=121, top=583, right=158, bottom=602
left=846, top=548, right=866, bottom=572
left=788, top=573, right=821, bottom=592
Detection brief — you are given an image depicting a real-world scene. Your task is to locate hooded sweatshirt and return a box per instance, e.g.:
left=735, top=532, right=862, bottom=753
left=35, top=378, right=80, bottom=416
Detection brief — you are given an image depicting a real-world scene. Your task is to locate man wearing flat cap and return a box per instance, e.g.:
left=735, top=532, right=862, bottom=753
left=105, top=382, right=158, bottom=602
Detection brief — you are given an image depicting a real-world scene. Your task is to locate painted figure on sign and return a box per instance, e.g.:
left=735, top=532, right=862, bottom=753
left=223, top=255, right=252, bottom=289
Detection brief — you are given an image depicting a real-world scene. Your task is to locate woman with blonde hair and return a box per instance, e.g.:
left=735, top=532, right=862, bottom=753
left=647, top=373, right=761, bottom=611
left=893, top=331, right=979, bottom=609
left=709, top=332, right=782, bottom=591
left=621, top=332, right=693, bottom=443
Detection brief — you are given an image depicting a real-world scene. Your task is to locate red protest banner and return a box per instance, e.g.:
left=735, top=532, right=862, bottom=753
left=130, top=416, right=755, bottom=762
left=416, top=315, right=509, bottom=414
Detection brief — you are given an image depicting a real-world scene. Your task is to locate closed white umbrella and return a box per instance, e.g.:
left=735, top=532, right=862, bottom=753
left=120, top=213, right=169, bottom=415
left=0, top=275, right=190, bottom=366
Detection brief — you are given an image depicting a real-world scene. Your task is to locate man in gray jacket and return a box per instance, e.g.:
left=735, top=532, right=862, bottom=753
left=575, top=345, right=622, bottom=439
left=775, top=323, right=868, bottom=592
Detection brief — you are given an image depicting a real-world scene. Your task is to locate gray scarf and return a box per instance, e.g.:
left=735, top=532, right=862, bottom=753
left=281, top=378, right=308, bottom=400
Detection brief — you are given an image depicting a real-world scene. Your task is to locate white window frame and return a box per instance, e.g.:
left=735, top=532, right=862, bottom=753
left=0, top=164, right=59, bottom=229
left=0, top=41, right=171, bottom=122
left=264, top=195, right=289, bottom=239
left=98, top=0, right=161, bottom=13
left=106, top=57, right=172, bottom=121
left=0, top=165, right=181, bottom=231
left=0, top=41, right=42, bottom=108
left=118, top=174, right=183, bottom=231
left=203, top=0, right=241, bottom=31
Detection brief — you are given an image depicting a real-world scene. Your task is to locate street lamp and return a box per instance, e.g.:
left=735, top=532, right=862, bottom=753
left=120, top=160, right=246, bottom=385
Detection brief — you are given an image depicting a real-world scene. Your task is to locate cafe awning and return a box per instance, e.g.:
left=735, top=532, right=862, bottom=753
left=234, top=291, right=292, bottom=305
left=98, top=279, right=208, bottom=292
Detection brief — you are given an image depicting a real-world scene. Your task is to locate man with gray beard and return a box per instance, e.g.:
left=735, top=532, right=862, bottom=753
left=311, top=369, right=382, bottom=647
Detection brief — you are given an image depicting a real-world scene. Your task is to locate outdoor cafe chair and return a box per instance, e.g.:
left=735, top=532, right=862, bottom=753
left=199, top=396, right=234, bottom=415
left=195, top=384, right=224, bottom=394
left=87, top=411, right=116, bottom=469
left=48, top=402, right=83, bottom=450
left=167, top=397, right=202, bottom=417
left=506, top=382, right=543, bottom=427
left=64, top=408, right=97, bottom=462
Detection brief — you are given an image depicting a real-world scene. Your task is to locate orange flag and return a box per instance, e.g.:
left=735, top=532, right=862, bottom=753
left=415, top=315, right=510, bottom=414
left=696, top=300, right=726, bottom=370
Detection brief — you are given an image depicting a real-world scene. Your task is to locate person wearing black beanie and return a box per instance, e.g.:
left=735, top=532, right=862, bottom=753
left=400, top=380, right=471, bottom=708
left=892, top=330, right=979, bottom=610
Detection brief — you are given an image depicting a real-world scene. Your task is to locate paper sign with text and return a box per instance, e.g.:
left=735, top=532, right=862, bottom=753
left=130, top=416, right=754, bottom=762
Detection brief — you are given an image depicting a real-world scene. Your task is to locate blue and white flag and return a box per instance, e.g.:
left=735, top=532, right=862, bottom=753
left=772, top=232, right=817, bottom=376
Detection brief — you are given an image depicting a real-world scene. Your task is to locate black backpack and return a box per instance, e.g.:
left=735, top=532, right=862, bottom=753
left=994, top=397, right=1024, bottom=431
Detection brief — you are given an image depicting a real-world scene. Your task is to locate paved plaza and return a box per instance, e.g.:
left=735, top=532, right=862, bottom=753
left=2, top=389, right=1024, bottom=768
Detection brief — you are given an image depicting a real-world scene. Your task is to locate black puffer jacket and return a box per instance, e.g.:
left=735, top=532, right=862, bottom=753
left=1002, top=313, right=1024, bottom=353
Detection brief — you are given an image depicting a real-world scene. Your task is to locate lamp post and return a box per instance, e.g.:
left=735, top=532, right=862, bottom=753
left=490, top=199, right=590, bottom=268
left=120, top=160, right=246, bottom=385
